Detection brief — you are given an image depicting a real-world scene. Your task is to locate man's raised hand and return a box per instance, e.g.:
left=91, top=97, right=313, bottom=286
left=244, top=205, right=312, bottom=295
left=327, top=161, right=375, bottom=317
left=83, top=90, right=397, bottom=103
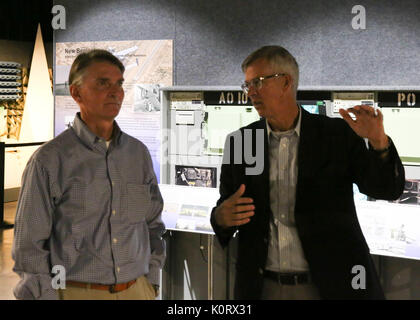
left=339, top=105, right=389, bottom=150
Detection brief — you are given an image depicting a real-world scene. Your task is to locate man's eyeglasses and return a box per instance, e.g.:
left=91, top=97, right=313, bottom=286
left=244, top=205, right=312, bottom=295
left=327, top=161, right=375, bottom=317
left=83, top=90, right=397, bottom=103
left=241, top=73, right=286, bottom=94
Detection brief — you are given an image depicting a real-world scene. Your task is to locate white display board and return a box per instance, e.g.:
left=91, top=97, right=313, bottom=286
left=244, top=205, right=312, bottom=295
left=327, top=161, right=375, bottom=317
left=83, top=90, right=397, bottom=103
left=382, top=107, right=420, bottom=165
left=4, top=145, right=40, bottom=188
left=159, top=184, right=219, bottom=235
left=356, top=200, right=420, bottom=261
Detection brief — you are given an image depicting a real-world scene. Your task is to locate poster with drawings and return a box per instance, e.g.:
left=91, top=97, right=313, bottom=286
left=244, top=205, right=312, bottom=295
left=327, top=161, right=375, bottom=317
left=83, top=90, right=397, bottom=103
left=133, top=84, right=161, bottom=113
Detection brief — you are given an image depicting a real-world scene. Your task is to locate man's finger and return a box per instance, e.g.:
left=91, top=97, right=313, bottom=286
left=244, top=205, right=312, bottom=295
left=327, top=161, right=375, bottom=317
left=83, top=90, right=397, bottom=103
left=230, top=217, right=251, bottom=226
left=231, top=211, right=254, bottom=220
left=347, top=105, right=361, bottom=113
left=347, top=106, right=366, bottom=116
left=359, top=104, right=374, bottom=113
left=230, top=184, right=246, bottom=201
left=360, top=105, right=378, bottom=118
left=234, top=204, right=255, bottom=214
left=375, top=107, right=384, bottom=121
left=235, top=197, right=254, bottom=205
left=339, top=108, right=356, bottom=125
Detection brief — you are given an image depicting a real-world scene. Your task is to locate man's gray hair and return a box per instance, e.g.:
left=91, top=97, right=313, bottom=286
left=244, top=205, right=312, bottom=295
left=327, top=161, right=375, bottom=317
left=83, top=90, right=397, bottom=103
left=68, top=49, right=125, bottom=86
left=241, top=45, right=299, bottom=93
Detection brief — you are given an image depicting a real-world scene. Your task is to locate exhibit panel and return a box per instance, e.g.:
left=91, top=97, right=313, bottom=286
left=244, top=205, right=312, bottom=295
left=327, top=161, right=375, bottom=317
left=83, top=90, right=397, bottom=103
left=159, top=184, right=218, bottom=234
left=162, top=87, right=259, bottom=188
left=379, top=91, right=420, bottom=166
left=160, top=87, right=259, bottom=299
left=356, top=200, right=420, bottom=261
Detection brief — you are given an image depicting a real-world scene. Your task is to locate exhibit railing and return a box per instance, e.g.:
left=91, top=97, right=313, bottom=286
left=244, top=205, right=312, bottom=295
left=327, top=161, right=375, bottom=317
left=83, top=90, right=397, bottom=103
left=0, top=141, right=45, bottom=229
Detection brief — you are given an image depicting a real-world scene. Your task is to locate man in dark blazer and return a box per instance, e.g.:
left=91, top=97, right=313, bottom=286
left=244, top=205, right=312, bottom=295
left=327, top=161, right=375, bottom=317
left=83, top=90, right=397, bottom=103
left=210, top=46, right=405, bottom=300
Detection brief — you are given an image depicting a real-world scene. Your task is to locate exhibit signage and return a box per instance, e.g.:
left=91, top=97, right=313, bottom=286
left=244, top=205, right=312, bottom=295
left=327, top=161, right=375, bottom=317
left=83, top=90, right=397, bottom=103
left=203, top=91, right=252, bottom=106
left=159, top=184, right=218, bottom=235
left=378, top=91, right=419, bottom=107
left=378, top=91, right=420, bottom=165
left=356, top=200, right=420, bottom=261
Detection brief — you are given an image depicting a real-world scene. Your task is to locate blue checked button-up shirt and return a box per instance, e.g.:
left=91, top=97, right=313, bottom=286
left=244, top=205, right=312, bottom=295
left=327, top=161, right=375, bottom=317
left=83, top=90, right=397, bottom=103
left=12, top=113, right=165, bottom=300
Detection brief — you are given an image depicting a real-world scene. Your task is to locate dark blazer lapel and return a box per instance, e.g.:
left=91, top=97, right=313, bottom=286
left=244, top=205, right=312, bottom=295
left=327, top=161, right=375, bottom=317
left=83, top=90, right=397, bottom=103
left=245, top=118, right=270, bottom=204
left=297, top=108, right=324, bottom=180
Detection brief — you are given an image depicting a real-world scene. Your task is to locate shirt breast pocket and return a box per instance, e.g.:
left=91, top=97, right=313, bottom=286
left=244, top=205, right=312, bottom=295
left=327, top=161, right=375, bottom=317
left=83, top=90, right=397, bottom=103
left=126, top=183, right=151, bottom=223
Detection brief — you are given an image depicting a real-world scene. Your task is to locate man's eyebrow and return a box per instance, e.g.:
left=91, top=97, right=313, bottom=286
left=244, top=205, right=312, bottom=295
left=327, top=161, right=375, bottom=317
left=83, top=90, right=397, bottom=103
left=96, top=77, right=110, bottom=82
left=95, top=77, right=124, bottom=83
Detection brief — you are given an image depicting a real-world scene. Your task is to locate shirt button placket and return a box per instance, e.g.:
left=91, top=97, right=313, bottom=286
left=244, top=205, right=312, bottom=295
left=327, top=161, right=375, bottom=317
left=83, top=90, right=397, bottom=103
left=108, top=155, right=120, bottom=281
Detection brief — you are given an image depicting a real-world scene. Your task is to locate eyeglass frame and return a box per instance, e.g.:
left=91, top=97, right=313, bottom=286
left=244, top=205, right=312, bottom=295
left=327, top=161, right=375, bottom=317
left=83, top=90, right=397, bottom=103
left=241, top=73, right=287, bottom=94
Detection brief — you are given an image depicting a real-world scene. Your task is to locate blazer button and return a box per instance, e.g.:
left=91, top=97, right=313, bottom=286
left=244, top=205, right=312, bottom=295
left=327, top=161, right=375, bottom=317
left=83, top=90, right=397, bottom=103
left=263, top=238, right=268, bottom=244
left=259, top=268, right=264, bottom=275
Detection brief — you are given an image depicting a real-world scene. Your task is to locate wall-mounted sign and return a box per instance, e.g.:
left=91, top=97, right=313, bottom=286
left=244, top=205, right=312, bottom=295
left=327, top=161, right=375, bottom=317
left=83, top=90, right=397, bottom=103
left=378, top=91, right=419, bottom=108
left=203, top=91, right=252, bottom=106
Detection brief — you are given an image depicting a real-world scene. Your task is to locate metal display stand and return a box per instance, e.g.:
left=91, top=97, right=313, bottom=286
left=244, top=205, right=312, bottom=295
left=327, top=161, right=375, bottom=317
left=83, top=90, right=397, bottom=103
left=207, top=234, right=214, bottom=300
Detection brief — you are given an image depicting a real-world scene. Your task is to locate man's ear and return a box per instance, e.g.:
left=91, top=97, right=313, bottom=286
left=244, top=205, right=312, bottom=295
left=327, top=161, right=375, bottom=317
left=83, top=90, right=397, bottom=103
left=284, top=74, right=292, bottom=89
left=70, top=84, right=82, bottom=103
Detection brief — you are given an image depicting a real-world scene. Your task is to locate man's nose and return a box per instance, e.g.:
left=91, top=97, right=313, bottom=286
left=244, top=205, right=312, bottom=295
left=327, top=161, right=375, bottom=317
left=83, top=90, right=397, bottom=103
left=108, top=83, right=124, bottom=97
left=247, top=85, right=258, bottom=97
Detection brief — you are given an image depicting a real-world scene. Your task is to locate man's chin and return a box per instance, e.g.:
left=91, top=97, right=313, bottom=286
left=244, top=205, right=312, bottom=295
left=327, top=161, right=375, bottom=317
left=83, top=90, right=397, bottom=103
left=108, top=111, right=121, bottom=120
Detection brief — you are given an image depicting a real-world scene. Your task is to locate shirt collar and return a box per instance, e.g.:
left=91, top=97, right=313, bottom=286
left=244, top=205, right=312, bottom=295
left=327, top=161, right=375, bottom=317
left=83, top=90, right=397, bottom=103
left=266, top=105, right=302, bottom=138
left=71, top=112, right=122, bottom=149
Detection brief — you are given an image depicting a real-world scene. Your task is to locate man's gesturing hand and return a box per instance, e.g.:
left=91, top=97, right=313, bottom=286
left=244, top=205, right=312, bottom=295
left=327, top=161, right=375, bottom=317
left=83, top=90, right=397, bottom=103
left=215, top=184, right=255, bottom=229
left=339, top=105, right=389, bottom=150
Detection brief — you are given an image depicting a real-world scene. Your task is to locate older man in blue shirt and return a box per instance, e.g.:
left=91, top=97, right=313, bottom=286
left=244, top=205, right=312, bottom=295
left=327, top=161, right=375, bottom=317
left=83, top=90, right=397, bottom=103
left=12, top=49, right=165, bottom=300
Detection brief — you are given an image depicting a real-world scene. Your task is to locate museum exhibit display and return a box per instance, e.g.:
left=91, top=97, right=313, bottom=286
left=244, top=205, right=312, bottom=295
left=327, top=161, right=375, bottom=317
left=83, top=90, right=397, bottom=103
left=1, top=0, right=418, bottom=301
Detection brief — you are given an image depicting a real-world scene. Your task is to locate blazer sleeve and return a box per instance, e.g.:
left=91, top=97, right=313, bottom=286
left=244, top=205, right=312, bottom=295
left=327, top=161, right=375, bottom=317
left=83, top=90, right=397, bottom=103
left=346, top=125, right=405, bottom=200
left=210, top=132, right=241, bottom=247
